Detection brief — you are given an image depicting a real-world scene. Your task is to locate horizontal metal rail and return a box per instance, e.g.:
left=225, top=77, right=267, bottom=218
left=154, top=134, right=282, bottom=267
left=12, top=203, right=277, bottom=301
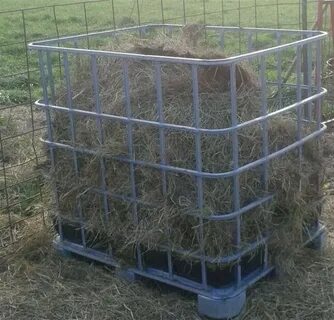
left=29, top=24, right=327, bottom=65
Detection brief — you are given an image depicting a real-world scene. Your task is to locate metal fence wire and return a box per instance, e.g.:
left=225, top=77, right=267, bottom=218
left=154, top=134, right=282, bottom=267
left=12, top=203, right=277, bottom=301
left=0, top=0, right=328, bottom=253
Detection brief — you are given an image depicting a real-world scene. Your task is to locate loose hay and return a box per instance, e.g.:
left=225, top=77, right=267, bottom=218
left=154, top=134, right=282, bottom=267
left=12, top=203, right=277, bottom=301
left=49, top=26, right=324, bottom=268
left=1, top=215, right=334, bottom=320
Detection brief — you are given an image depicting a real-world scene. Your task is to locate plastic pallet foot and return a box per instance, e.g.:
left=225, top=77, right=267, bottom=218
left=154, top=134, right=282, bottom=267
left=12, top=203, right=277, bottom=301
left=307, top=229, right=326, bottom=251
left=197, top=291, right=246, bottom=320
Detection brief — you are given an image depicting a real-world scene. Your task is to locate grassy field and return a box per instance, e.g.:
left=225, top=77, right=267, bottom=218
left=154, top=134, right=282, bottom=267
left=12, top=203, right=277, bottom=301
left=0, top=0, right=317, bottom=105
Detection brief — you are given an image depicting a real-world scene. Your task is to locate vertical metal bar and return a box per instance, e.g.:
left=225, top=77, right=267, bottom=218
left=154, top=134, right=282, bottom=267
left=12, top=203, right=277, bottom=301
left=302, top=0, right=308, bottom=31
left=83, top=3, right=90, bottom=49
left=63, top=52, right=86, bottom=247
left=122, top=60, right=143, bottom=270
left=330, top=3, right=334, bottom=49
left=160, top=0, right=165, bottom=24
left=192, top=65, right=207, bottom=289
left=296, top=45, right=303, bottom=194
left=111, top=0, right=116, bottom=29
left=238, top=0, right=241, bottom=52
left=254, top=0, right=258, bottom=44
left=52, top=5, right=60, bottom=39
left=0, top=132, right=13, bottom=242
left=260, top=56, right=269, bottom=192
left=230, top=63, right=241, bottom=286
left=315, top=39, right=323, bottom=200
left=155, top=62, right=172, bottom=277
left=317, top=0, right=324, bottom=30
left=296, top=46, right=303, bottom=135
left=202, top=0, right=207, bottom=40
left=298, top=0, right=302, bottom=29
left=46, top=52, right=56, bottom=104
left=276, top=0, right=280, bottom=28
left=53, top=5, right=62, bottom=76
left=38, top=50, right=62, bottom=240
left=238, top=0, right=241, bottom=27
left=91, top=55, right=110, bottom=224
left=302, top=0, right=309, bottom=117
left=221, top=0, right=224, bottom=26
left=315, top=40, right=322, bottom=129
left=22, top=10, right=38, bottom=160
left=259, top=54, right=270, bottom=268
left=136, top=0, right=141, bottom=26
left=182, top=0, right=186, bottom=25
left=254, top=0, right=258, bottom=29
left=307, top=42, right=313, bottom=120
left=202, top=0, right=207, bottom=26
left=326, top=4, right=332, bottom=57
left=22, top=9, right=43, bottom=218
left=276, top=31, right=282, bottom=108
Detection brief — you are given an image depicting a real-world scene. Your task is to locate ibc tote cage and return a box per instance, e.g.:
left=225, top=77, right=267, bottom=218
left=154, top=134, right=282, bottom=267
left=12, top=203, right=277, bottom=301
left=29, top=25, right=327, bottom=319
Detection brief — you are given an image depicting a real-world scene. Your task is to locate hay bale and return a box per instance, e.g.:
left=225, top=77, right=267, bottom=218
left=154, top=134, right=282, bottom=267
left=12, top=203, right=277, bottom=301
left=50, top=26, right=324, bottom=267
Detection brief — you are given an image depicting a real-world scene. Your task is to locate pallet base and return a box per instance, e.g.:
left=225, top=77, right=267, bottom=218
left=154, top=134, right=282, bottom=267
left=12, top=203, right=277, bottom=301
left=53, top=224, right=326, bottom=320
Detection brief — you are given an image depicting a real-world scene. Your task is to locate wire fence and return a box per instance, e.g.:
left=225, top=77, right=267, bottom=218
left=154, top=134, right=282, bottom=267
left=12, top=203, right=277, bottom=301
left=0, top=0, right=328, bottom=255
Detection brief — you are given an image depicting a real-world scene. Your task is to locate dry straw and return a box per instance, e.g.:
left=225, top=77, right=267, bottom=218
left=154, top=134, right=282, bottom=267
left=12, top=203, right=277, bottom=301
left=50, top=26, right=324, bottom=267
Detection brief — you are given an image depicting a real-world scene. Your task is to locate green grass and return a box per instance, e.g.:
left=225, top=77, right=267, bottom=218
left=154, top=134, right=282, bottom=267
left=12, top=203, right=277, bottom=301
left=0, top=0, right=315, bottom=98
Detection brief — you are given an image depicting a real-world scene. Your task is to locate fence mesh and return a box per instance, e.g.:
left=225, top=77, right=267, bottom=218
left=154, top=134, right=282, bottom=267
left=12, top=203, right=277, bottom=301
left=0, top=0, right=329, bottom=255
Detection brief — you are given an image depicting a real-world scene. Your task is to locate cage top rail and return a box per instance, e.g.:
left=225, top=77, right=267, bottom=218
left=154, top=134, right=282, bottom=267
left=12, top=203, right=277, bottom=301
left=28, top=24, right=327, bottom=65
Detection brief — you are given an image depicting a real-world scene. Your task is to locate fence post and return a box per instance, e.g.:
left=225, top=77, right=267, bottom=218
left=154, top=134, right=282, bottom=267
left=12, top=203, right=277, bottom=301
left=302, top=0, right=308, bottom=90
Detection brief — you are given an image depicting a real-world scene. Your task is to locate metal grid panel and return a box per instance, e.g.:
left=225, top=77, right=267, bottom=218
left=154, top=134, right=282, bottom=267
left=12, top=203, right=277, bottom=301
left=31, top=25, right=326, bottom=297
left=0, top=0, right=117, bottom=255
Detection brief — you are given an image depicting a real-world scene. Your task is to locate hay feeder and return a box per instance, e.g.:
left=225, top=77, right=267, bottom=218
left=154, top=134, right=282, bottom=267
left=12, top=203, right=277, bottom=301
left=29, top=24, right=327, bottom=319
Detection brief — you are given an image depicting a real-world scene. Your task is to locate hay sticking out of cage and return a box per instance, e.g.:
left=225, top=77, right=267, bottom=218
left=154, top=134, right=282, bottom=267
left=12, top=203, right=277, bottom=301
left=50, top=26, right=324, bottom=268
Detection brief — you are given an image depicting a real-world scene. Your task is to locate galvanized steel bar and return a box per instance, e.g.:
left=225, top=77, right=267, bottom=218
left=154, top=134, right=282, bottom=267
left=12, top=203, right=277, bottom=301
left=122, top=60, right=143, bottom=270
left=154, top=62, right=172, bottom=277
left=182, top=0, right=186, bottom=24
left=38, top=51, right=62, bottom=240
left=46, top=52, right=56, bottom=104
left=38, top=116, right=327, bottom=180
left=160, top=0, right=165, bottom=24
left=296, top=45, right=304, bottom=215
left=29, top=25, right=327, bottom=66
left=34, top=88, right=327, bottom=136
left=276, top=31, right=283, bottom=108
left=63, top=52, right=87, bottom=247
left=191, top=65, right=207, bottom=289
left=316, top=40, right=322, bottom=129
left=230, top=63, right=242, bottom=286
left=91, top=55, right=110, bottom=224
left=260, top=54, right=269, bottom=271
left=307, top=42, right=313, bottom=120
left=260, top=56, right=269, bottom=191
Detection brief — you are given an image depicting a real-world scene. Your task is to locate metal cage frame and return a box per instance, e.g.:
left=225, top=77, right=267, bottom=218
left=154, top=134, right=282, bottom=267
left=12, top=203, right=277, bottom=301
left=29, top=24, right=327, bottom=319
